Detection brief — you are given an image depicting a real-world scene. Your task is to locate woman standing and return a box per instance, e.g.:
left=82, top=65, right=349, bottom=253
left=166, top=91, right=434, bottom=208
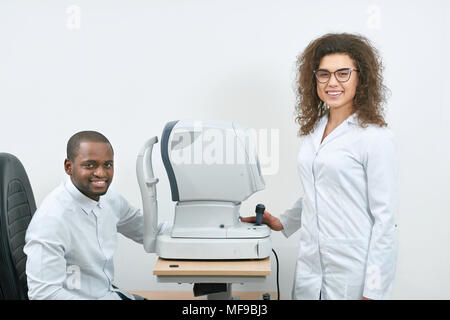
left=243, top=33, right=398, bottom=300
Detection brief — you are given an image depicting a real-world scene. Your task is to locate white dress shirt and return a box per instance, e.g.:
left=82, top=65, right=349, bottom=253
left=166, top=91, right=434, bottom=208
left=280, top=112, right=398, bottom=300
left=24, top=177, right=144, bottom=300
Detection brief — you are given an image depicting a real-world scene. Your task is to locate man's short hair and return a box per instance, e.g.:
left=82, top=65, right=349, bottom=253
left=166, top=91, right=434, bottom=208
left=66, top=131, right=114, bottom=161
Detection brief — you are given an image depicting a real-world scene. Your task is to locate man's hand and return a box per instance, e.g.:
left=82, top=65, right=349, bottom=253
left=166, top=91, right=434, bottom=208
left=240, top=210, right=284, bottom=231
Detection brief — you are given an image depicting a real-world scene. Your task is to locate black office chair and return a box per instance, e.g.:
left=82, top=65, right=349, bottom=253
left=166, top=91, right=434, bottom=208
left=0, top=153, right=36, bottom=300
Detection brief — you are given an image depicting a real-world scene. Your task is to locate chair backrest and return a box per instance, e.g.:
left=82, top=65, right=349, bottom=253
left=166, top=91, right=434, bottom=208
left=0, top=153, right=36, bottom=300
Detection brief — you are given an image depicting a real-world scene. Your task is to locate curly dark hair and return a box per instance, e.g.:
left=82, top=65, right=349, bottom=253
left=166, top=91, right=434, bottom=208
left=295, top=33, right=389, bottom=136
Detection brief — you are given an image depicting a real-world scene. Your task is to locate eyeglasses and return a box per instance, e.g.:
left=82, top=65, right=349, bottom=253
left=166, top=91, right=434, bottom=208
left=313, top=68, right=359, bottom=83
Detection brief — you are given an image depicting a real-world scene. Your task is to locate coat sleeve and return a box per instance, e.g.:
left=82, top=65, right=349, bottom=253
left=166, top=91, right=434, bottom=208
left=280, top=197, right=303, bottom=238
left=362, top=128, right=399, bottom=300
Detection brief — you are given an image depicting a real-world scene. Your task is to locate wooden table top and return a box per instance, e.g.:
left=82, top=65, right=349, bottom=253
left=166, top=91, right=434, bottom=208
left=153, top=257, right=271, bottom=276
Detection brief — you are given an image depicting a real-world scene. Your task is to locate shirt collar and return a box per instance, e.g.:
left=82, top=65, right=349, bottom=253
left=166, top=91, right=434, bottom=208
left=321, top=111, right=359, bottom=126
left=311, top=111, right=358, bottom=152
left=346, top=112, right=359, bottom=125
left=64, top=176, right=103, bottom=215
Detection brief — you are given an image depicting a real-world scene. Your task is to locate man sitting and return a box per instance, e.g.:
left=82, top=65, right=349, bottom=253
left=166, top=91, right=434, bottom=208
left=25, top=131, right=145, bottom=300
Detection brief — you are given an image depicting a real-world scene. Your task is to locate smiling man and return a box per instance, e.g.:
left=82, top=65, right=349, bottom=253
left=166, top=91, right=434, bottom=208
left=24, top=131, right=145, bottom=300
left=64, top=133, right=114, bottom=202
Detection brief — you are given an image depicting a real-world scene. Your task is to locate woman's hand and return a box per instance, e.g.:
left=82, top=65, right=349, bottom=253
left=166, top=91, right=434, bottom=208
left=240, top=210, right=284, bottom=231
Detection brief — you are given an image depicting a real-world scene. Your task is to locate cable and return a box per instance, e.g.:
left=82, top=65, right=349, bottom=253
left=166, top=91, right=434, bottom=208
left=271, top=248, right=280, bottom=300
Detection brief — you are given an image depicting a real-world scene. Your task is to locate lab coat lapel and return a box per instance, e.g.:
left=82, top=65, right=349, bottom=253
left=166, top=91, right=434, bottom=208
left=311, top=115, right=328, bottom=153
left=319, top=113, right=355, bottom=150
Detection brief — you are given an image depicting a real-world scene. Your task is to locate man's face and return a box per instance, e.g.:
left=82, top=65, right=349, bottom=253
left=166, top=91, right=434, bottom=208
left=64, top=141, right=114, bottom=201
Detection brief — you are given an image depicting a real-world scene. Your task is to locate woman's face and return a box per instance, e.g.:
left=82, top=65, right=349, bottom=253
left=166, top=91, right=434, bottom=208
left=316, top=53, right=359, bottom=112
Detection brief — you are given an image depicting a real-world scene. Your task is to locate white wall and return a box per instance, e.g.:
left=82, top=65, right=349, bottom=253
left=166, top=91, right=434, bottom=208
left=1, top=0, right=449, bottom=299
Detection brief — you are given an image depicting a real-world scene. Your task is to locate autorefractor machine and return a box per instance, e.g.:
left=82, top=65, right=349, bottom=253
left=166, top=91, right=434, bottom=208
left=136, top=120, right=271, bottom=260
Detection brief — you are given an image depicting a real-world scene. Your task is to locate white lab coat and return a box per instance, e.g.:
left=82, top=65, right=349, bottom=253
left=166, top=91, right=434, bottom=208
left=280, top=113, right=398, bottom=300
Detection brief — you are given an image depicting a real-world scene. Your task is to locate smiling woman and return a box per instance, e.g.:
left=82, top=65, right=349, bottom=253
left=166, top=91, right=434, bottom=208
left=243, top=33, right=398, bottom=300
left=296, top=33, right=388, bottom=136
left=315, top=53, right=360, bottom=142
left=286, top=33, right=397, bottom=300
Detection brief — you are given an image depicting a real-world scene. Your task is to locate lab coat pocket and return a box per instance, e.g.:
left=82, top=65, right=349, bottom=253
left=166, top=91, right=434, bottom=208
left=321, top=238, right=369, bottom=299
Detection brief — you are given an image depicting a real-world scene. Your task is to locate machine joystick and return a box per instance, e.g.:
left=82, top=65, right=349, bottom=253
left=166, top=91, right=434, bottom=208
left=255, top=203, right=265, bottom=225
